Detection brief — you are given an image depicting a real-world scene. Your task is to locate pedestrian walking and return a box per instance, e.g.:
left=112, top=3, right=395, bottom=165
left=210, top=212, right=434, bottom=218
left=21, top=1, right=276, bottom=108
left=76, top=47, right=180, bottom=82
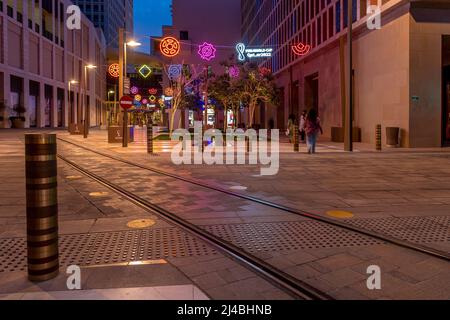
left=287, top=114, right=295, bottom=143
left=305, top=109, right=323, bottom=154
left=299, top=110, right=307, bottom=143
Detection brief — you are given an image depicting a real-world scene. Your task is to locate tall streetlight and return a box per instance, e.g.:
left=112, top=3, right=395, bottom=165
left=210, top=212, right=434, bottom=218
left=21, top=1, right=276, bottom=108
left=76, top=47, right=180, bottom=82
left=119, top=33, right=141, bottom=148
left=83, top=64, right=97, bottom=139
left=68, top=80, right=78, bottom=133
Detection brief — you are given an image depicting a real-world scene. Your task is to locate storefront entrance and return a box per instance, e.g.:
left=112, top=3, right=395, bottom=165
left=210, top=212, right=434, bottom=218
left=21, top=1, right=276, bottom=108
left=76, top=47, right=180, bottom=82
left=444, top=65, right=450, bottom=145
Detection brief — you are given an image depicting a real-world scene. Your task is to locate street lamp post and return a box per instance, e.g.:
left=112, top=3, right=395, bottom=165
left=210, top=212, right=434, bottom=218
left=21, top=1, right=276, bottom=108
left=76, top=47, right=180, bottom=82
left=120, top=37, right=141, bottom=148
left=83, top=64, right=97, bottom=139
left=68, top=80, right=78, bottom=133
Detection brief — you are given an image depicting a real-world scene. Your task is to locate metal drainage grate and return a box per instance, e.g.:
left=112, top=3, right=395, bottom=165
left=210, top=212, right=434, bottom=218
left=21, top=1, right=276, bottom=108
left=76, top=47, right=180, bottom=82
left=0, top=228, right=217, bottom=273
left=203, top=221, right=383, bottom=253
left=345, top=216, right=450, bottom=244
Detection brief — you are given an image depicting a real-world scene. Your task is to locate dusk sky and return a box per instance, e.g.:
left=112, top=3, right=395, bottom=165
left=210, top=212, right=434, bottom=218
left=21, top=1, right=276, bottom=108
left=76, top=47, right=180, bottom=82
left=134, top=0, right=172, bottom=53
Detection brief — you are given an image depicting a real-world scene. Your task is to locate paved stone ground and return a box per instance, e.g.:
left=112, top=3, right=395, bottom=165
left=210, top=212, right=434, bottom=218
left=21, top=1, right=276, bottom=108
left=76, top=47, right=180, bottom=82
left=0, top=128, right=449, bottom=300
left=0, top=130, right=291, bottom=300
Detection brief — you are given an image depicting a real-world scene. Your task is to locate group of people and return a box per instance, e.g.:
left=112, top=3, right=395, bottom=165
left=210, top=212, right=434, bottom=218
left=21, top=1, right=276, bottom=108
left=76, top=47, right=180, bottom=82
left=287, top=109, right=323, bottom=154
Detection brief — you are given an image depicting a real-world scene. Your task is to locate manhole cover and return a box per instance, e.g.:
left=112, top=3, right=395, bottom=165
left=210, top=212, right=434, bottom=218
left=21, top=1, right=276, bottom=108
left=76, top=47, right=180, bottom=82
left=127, top=219, right=156, bottom=229
left=327, top=210, right=354, bottom=219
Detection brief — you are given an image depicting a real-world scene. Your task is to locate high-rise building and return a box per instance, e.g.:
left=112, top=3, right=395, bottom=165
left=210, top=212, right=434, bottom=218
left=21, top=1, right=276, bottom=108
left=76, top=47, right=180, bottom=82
left=241, top=0, right=450, bottom=148
left=0, top=0, right=107, bottom=129
left=72, top=0, right=134, bottom=48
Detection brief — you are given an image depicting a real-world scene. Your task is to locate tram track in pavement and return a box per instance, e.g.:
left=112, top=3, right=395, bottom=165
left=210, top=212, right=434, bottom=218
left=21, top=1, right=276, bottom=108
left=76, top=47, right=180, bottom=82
left=57, top=137, right=450, bottom=263
left=57, top=153, right=333, bottom=300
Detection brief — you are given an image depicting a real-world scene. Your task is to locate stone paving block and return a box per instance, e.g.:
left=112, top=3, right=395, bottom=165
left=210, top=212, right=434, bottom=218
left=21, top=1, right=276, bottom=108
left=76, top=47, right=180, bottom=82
left=312, top=253, right=364, bottom=271
left=284, top=264, right=323, bottom=280
left=318, top=268, right=368, bottom=288
left=283, top=251, right=318, bottom=265
left=191, top=272, right=228, bottom=290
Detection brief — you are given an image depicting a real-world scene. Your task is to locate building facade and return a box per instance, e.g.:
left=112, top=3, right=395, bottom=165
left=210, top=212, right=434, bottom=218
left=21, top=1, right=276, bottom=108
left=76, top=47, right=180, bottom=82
left=241, top=0, right=450, bottom=147
left=0, top=0, right=107, bottom=129
left=73, top=0, right=133, bottom=48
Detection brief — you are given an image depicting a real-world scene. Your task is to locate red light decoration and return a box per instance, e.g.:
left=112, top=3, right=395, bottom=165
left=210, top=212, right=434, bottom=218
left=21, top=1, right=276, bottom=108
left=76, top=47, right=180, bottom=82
left=292, top=43, right=311, bottom=56
left=160, top=37, right=181, bottom=58
left=108, top=63, right=120, bottom=78
left=148, top=88, right=158, bottom=95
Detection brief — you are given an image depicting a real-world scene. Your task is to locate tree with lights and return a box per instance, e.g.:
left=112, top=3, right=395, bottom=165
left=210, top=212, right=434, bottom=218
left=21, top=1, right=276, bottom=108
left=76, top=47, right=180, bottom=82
left=237, top=63, right=279, bottom=129
left=209, top=71, right=243, bottom=130
left=164, top=64, right=202, bottom=136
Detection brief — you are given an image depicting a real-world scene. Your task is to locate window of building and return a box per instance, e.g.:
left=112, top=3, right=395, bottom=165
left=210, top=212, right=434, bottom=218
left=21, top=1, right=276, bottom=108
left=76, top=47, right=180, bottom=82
left=180, top=30, right=189, bottom=40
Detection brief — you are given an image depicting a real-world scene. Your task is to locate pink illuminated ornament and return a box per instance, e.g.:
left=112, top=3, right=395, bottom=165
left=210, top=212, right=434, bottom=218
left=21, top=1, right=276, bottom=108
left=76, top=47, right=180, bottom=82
left=198, top=42, right=217, bottom=61
left=292, top=42, right=311, bottom=56
left=131, top=86, right=139, bottom=95
left=142, top=98, right=148, bottom=105
left=229, top=66, right=240, bottom=78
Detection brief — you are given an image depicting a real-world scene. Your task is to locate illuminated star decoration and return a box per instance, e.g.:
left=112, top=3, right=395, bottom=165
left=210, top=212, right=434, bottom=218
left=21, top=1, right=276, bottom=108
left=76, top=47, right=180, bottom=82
left=108, top=63, right=120, bottom=78
left=148, top=88, right=158, bottom=95
left=292, top=42, right=311, bottom=56
left=168, top=64, right=183, bottom=80
left=131, top=86, right=139, bottom=95
left=198, top=42, right=217, bottom=61
left=228, top=66, right=240, bottom=78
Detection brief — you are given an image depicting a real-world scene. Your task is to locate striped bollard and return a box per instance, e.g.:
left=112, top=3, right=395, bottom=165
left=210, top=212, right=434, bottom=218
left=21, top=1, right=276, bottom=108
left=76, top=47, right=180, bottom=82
left=25, top=134, right=59, bottom=282
left=147, top=118, right=154, bottom=154
left=376, top=124, right=382, bottom=151
left=293, top=125, right=300, bottom=152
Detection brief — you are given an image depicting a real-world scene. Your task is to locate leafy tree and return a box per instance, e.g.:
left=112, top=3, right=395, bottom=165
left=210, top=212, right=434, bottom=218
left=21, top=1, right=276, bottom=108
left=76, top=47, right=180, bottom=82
left=237, top=62, right=279, bottom=128
left=164, top=64, right=202, bottom=135
left=209, top=72, right=242, bottom=129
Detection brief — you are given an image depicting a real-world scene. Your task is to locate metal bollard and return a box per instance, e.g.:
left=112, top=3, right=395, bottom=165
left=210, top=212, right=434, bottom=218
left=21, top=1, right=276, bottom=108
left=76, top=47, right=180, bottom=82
left=293, top=125, right=300, bottom=152
left=376, top=124, right=382, bottom=151
left=25, top=134, right=59, bottom=282
left=147, top=118, right=154, bottom=154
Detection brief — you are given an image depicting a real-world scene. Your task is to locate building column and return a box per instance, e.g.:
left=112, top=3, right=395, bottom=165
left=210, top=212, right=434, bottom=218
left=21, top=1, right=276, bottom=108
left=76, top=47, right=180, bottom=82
left=38, top=82, right=45, bottom=128
left=51, top=85, right=58, bottom=128
left=64, top=87, right=70, bottom=127
left=0, top=72, right=11, bottom=128
left=23, top=78, right=30, bottom=128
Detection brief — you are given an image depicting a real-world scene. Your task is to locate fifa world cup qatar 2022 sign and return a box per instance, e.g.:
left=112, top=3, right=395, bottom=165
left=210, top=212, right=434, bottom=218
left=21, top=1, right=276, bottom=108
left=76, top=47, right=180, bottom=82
left=236, top=43, right=273, bottom=62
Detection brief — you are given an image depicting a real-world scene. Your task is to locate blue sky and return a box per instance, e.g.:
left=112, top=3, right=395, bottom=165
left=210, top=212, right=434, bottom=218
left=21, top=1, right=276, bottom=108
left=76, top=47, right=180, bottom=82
left=134, top=0, right=172, bottom=53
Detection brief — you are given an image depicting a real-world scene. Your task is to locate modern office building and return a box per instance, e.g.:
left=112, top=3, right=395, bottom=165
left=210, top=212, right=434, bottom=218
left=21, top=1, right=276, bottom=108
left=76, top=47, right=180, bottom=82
left=72, top=0, right=133, bottom=48
left=0, top=0, right=107, bottom=129
left=241, top=0, right=450, bottom=147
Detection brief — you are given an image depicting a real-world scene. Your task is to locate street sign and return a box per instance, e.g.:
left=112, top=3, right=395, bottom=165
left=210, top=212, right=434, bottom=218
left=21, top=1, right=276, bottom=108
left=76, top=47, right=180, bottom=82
left=120, top=96, right=133, bottom=110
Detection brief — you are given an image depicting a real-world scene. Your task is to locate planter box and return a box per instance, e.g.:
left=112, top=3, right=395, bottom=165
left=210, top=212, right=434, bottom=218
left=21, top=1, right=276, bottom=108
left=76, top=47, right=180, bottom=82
left=11, top=119, right=25, bottom=129
left=108, top=126, right=134, bottom=144
left=386, top=127, right=400, bottom=147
